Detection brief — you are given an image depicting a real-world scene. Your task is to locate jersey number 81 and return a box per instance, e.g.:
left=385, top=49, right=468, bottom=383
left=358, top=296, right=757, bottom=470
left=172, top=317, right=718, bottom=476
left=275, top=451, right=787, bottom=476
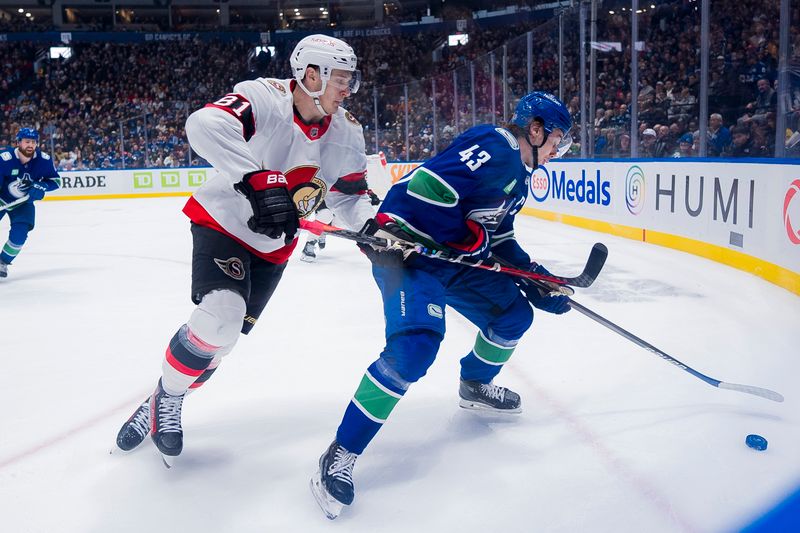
left=459, top=144, right=491, bottom=171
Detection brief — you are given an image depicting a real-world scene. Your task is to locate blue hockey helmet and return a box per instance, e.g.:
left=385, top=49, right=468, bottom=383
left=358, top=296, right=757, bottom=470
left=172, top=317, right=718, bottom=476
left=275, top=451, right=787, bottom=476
left=511, top=92, right=572, bottom=156
left=16, top=128, right=39, bottom=142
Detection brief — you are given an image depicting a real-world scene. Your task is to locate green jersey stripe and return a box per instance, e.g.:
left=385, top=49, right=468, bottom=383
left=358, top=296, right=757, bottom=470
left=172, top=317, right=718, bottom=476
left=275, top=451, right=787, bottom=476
left=406, top=168, right=459, bottom=207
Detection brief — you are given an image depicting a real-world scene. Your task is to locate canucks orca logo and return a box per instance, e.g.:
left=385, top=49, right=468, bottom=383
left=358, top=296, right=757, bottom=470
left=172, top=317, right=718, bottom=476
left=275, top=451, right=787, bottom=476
left=7, top=173, right=32, bottom=199
left=467, top=199, right=511, bottom=231
left=214, top=257, right=246, bottom=281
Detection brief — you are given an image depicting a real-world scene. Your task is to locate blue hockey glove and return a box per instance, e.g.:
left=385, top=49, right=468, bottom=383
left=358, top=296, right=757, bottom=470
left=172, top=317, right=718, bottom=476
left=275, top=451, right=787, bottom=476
left=357, top=217, right=417, bottom=267
left=517, top=263, right=571, bottom=314
left=28, top=182, right=48, bottom=201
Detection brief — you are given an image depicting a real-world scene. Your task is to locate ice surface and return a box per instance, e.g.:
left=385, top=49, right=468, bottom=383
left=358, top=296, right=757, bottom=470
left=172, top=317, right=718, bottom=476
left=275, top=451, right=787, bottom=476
left=1, top=197, right=797, bottom=533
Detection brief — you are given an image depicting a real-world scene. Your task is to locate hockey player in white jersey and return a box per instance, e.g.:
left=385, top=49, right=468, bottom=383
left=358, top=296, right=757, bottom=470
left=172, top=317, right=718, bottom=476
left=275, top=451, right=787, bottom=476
left=115, top=34, right=375, bottom=466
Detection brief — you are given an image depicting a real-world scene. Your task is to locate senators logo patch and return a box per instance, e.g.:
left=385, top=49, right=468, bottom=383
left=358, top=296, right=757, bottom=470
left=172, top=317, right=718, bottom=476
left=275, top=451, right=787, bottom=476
left=344, top=111, right=360, bottom=126
left=214, top=257, right=246, bottom=281
left=266, top=79, right=287, bottom=94
left=291, top=176, right=328, bottom=218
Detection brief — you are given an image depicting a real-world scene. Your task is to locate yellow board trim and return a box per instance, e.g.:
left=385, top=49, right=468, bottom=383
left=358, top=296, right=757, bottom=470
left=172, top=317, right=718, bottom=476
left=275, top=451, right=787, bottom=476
left=44, top=192, right=193, bottom=202
left=520, top=206, right=800, bottom=296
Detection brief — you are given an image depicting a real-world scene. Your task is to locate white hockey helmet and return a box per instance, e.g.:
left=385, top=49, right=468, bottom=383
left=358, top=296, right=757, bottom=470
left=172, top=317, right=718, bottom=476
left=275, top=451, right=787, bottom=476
left=290, top=34, right=360, bottom=114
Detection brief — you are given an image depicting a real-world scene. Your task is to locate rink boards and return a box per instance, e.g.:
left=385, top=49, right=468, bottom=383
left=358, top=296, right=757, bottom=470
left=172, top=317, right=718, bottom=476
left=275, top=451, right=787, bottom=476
left=520, top=159, right=800, bottom=295
left=42, top=158, right=800, bottom=295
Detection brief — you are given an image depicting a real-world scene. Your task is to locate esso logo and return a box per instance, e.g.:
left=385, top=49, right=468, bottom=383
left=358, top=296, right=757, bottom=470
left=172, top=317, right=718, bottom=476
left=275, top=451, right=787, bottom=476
left=529, top=165, right=550, bottom=202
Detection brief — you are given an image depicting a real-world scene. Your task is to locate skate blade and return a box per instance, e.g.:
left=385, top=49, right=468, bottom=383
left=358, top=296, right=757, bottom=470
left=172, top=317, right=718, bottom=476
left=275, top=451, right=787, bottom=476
left=109, top=445, right=138, bottom=455
left=310, top=472, right=345, bottom=520
left=458, top=399, right=522, bottom=414
left=112, top=438, right=148, bottom=455
left=300, top=254, right=316, bottom=263
left=161, top=453, right=177, bottom=469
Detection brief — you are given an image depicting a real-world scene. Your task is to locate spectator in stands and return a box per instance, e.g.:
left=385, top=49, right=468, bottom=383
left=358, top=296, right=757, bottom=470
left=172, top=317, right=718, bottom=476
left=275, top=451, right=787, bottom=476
left=640, top=128, right=657, bottom=157
left=707, top=113, right=732, bottom=156
left=654, top=125, right=672, bottom=157
left=617, top=134, right=631, bottom=158
left=594, top=127, right=609, bottom=156
left=744, top=78, right=776, bottom=123
left=672, top=133, right=694, bottom=158
left=1, top=0, right=793, bottom=163
left=724, top=125, right=765, bottom=157
left=751, top=118, right=775, bottom=155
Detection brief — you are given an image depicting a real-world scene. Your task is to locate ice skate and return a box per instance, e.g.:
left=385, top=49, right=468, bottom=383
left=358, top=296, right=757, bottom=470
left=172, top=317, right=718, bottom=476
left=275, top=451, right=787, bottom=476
left=150, top=379, right=185, bottom=467
left=310, top=440, right=358, bottom=520
left=115, top=398, right=150, bottom=452
left=0, top=261, right=8, bottom=278
left=459, top=379, right=522, bottom=414
left=317, top=234, right=326, bottom=249
left=300, top=239, right=317, bottom=262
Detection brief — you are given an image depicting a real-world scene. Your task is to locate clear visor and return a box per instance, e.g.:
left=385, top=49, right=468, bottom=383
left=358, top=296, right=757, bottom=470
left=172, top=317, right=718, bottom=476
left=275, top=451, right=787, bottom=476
left=554, top=132, right=573, bottom=158
left=326, top=70, right=361, bottom=94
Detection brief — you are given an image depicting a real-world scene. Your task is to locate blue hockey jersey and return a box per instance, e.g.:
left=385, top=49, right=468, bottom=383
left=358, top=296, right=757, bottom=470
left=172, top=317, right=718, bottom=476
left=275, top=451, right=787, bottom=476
left=379, top=124, right=532, bottom=266
left=0, top=148, right=61, bottom=208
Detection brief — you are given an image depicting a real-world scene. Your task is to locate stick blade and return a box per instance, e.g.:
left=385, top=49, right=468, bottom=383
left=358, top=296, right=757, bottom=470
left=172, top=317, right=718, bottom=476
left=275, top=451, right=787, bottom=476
left=566, top=242, right=608, bottom=288
left=719, top=382, right=784, bottom=402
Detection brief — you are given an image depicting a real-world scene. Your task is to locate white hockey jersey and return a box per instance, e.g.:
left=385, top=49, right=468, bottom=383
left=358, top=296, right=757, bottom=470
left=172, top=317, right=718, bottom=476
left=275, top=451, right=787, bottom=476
left=183, top=78, right=374, bottom=263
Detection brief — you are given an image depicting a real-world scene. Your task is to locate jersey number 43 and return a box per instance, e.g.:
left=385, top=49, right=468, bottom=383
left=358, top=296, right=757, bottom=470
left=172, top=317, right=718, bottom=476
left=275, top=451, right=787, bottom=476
left=459, top=144, right=491, bottom=171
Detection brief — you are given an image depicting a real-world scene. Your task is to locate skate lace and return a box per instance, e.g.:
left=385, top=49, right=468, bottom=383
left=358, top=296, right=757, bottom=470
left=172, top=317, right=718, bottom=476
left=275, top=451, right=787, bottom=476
left=480, top=383, right=506, bottom=403
left=157, top=394, right=184, bottom=433
left=327, top=446, right=357, bottom=485
left=129, top=403, right=150, bottom=437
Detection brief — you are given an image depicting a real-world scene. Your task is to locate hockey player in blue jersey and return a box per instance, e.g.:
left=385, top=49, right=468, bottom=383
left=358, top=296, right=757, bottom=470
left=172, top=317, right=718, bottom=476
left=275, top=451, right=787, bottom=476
left=310, top=92, right=573, bottom=519
left=0, top=128, right=62, bottom=278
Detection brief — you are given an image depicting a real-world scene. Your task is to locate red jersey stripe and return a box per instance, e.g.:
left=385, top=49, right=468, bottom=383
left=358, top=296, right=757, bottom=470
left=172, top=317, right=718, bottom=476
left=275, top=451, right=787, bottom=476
left=183, top=196, right=297, bottom=264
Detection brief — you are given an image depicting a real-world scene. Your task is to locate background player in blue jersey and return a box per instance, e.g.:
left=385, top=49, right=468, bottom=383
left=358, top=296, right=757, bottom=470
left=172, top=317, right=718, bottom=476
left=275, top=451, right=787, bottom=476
left=310, top=92, right=574, bottom=519
left=0, top=128, right=62, bottom=278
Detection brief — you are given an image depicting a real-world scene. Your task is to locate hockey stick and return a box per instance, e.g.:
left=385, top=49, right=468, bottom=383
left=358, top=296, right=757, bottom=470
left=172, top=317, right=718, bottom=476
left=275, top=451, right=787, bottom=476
left=0, top=195, right=29, bottom=212
left=515, top=275, right=784, bottom=403
left=300, top=218, right=608, bottom=288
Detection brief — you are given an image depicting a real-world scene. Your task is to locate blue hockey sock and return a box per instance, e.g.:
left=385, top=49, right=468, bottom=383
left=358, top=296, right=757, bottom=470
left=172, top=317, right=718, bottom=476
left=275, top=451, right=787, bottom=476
left=1, top=240, right=23, bottom=264
left=336, top=360, right=408, bottom=454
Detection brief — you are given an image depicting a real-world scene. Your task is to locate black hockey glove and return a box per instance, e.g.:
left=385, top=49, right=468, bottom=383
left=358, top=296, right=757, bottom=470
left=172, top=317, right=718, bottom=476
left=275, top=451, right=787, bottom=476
left=367, top=189, right=381, bottom=206
left=234, top=170, right=299, bottom=244
left=357, top=218, right=417, bottom=267
left=516, top=263, right=571, bottom=315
